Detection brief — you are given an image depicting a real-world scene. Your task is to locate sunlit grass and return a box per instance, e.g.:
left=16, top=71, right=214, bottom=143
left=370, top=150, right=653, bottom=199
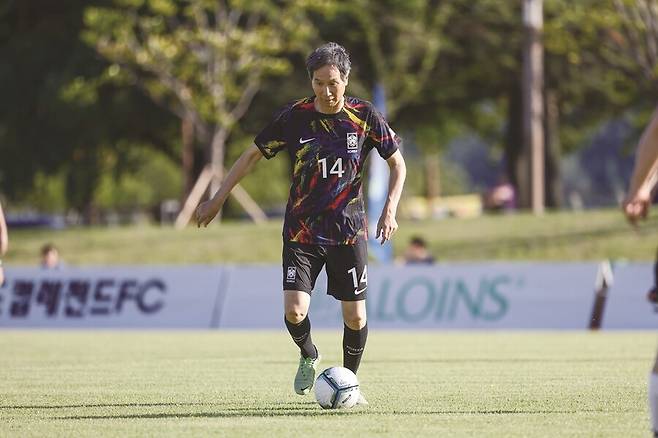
left=0, top=330, right=653, bottom=437
left=4, top=208, right=657, bottom=265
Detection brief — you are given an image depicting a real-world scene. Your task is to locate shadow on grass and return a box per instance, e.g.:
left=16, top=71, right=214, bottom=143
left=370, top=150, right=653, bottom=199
left=364, top=357, right=649, bottom=364
left=263, top=357, right=648, bottom=366
left=53, top=407, right=625, bottom=421
left=54, top=405, right=364, bottom=420
left=1, top=401, right=317, bottom=411
left=0, top=402, right=207, bottom=410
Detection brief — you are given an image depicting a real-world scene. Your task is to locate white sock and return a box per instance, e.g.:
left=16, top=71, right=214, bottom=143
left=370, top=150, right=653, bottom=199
left=649, top=373, right=658, bottom=435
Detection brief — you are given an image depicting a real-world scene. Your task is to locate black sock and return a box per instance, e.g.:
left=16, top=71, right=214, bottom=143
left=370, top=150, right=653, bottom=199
left=343, top=323, right=368, bottom=374
left=284, top=315, right=317, bottom=359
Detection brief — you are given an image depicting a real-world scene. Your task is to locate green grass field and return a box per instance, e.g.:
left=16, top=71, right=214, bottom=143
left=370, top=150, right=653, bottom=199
left=0, top=330, right=654, bottom=437
left=5, top=208, right=658, bottom=265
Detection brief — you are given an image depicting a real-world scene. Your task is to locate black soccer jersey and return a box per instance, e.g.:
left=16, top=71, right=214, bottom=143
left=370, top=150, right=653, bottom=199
left=254, top=96, right=400, bottom=245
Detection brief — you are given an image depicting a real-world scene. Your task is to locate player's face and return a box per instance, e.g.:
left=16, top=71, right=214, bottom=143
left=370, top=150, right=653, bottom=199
left=311, top=64, right=348, bottom=114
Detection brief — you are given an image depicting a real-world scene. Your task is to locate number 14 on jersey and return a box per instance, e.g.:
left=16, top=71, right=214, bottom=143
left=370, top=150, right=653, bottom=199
left=318, top=157, right=345, bottom=178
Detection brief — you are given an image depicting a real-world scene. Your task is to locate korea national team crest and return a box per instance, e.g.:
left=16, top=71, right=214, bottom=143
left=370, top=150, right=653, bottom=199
left=286, top=266, right=297, bottom=283
left=346, top=132, right=358, bottom=153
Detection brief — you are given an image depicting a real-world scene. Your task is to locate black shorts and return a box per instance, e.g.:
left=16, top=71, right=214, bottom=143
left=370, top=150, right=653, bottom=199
left=282, top=240, right=368, bottom=301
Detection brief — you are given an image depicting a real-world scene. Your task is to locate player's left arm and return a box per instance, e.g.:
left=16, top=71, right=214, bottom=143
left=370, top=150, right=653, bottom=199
left=624, top=106, right=658, bottom=224
left=376, top=150, right=406, bottom=244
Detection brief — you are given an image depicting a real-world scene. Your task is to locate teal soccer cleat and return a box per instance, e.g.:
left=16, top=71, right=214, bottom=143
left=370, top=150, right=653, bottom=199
left=294, top=354, right=321, bottom=395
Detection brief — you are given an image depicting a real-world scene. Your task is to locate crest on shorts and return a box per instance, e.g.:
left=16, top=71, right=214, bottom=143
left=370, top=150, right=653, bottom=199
left=286, top=266, right=296, bottom=283
left=346, top=132, right=358, bottom=153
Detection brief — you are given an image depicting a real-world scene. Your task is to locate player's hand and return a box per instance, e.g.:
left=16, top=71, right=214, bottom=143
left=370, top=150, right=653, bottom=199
left=195, top=199, right=221, bottom=228
left=622, top=188, right=651, bottom=225
left=376, top=212, right=398, bottom=245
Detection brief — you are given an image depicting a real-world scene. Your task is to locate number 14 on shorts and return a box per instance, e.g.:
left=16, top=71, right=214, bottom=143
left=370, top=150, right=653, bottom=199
left=348, top=266, right=367, bottom=295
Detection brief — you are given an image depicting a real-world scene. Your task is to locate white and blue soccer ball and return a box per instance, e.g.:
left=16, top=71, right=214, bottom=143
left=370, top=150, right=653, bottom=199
left=314, top=366, right=360, bottom=409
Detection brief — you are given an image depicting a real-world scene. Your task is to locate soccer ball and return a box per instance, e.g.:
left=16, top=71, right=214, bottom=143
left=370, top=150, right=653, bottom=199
left=314, top=366, right=360, bottom=409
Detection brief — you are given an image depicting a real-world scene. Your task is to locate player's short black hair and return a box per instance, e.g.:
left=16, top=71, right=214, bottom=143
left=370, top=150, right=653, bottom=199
left=306, top=42, right=351, bottom=81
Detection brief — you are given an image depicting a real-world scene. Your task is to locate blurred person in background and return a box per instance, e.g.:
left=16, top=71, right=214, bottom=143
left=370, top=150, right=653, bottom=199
left=400, top=236, right=435, bottom=265
left=483, top=174, right=516, bottom=212
left=0, top=201, right=7, bottom=286
left=40, top=243, right=62, bottom=269
left=196, top=42, right=406, bottom=404
left=622, top=106, right=658, bottom=437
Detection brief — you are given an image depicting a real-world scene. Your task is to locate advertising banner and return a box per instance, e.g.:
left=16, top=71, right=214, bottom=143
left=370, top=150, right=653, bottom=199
left=603, top=262, right=657, bottom=329
left=218, top=263, right=600, bottom=329
left=2, top=262, right=652, bottom=329
left=0, top=266, right=224, bottom=328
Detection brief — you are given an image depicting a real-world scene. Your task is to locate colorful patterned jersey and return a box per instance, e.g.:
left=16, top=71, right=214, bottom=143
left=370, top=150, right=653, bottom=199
left=254, top=96, right=400, bottom=245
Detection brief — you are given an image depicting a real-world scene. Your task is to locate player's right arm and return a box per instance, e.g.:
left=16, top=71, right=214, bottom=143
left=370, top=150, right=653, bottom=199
left=196, top=144, right=263, bottom=227
left=624, top=107, right=658, bottom=224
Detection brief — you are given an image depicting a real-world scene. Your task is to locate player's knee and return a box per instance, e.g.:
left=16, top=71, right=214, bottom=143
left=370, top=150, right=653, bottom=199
left=343, top=314, right=367, bottom=330
left=285, top=308, right=307, bottom=324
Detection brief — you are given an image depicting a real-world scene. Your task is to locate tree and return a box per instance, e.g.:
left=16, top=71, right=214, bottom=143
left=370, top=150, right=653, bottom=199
left=0, top=0, right=177, bottom=217
left=83, top=0, right=314, bottom=205
left=310, top=0, right=452, bottom=123
left=612, top=0, right=658, bottom=88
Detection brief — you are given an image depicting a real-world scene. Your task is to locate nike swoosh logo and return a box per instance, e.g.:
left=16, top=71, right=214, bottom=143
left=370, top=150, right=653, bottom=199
left=354, top=287, right=366, bottom=295
left=299, top=137, right=315, bottom=144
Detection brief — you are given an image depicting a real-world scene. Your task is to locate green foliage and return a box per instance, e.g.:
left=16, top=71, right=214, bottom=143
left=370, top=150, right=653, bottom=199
left=4, top=0, right=658, bottom=216
left=392, top=0, right=521, bottom=147
left=83, top=0, right=314, bottom=132
left=94, top=145, right=182, bottom=212
left=19, top=172, right=68, bottom=213
left=543, top=0, right=658, bottom=150
left=0, top=1, right=178, bottom=216
left=81, top=0, right=317, bottom=210
left=403, top=153, right=471, bottom=198
left=224, top=138, right=290, bottom=214
left=438, top=157, right=473, bottom=196
left=310, top=0, right=453, bottom=121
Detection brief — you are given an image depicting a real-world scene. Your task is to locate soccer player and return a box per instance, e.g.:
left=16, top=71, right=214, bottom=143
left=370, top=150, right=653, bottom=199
left=196, top=42, right=406, bottom=401
left=0, top=201, right=7, bottom=286
left=622, top=106, right=658, bottom=437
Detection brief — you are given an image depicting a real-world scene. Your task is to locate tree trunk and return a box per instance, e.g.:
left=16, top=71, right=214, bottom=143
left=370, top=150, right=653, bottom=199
left=505, top=79, right=524, bottom=202
left=181, top=115, right=195, bottom=202
left=545, top=90, right=562, bottom=208
left=209, top=128, right=227, bottom=196
left=522, top=0, right=545, bottom=214
left=425, top=153, right=440, bottom=199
